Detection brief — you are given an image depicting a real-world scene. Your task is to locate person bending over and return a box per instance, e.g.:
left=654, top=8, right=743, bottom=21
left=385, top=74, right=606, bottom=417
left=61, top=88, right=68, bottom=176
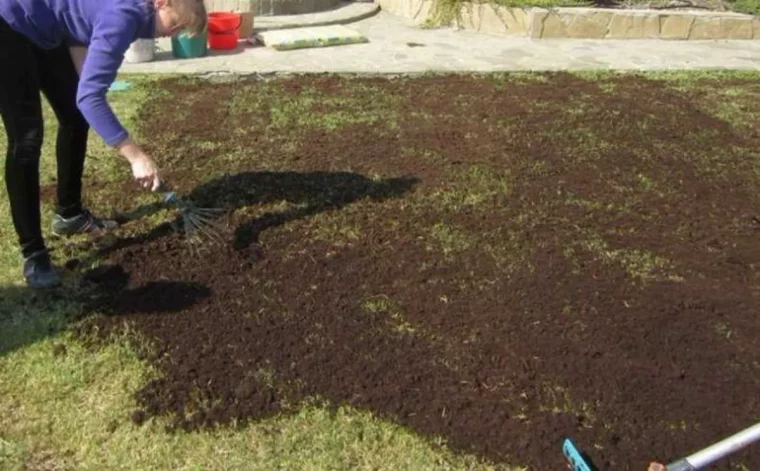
left=0, top=0, right=206, bottom=287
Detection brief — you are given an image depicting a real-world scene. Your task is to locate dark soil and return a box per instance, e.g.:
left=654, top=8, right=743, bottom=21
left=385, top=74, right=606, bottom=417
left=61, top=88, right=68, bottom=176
left=75, top=73, right=760, bottom=470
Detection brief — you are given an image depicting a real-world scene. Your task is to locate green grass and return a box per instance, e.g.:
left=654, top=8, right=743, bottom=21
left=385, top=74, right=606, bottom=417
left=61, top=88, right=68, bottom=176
left=429, top=165, right=512, bottom=212
left=569, top=235, right=683, bottom=283
left=730, top=0, right=760, bottom=15
left=268, top=85, right=400, bottom=133
left=362, top=295, right=416, bottom=333
left=430, top=222, right=474, bottom=257
left=538, top=383, right=597, bottom=424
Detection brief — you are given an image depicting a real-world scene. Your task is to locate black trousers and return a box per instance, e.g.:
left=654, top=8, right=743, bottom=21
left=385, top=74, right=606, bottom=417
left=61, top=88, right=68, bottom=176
left=0, top=18, right=89, bottom=257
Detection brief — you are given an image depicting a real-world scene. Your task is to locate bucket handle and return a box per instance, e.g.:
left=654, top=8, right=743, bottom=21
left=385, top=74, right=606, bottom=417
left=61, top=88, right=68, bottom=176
left=208, top=15, right=242, bottom=35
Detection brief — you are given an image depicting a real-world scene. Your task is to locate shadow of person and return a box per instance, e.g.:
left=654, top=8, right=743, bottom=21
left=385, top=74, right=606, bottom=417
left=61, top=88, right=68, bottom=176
left=79, top=263, right=212, bottom=316
left=110, top=170, right=419, bottom=253
left=0, top=266, right=213, bottom=357
left=0, top=284, right=72, bottom=356
left=187, top=171, right=418, bottom=251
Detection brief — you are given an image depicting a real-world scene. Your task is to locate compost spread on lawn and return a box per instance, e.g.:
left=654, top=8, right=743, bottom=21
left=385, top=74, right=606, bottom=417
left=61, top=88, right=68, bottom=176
left=76, top=73, right=760, bottom=470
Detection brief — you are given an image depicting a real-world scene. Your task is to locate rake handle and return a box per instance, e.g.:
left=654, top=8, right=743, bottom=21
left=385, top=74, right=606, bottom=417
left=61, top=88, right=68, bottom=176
left=163, top=191, right=179, bottom=204
left=155, top=180, right=179, bottom=205
left=665, top=422, right=760, bottom=470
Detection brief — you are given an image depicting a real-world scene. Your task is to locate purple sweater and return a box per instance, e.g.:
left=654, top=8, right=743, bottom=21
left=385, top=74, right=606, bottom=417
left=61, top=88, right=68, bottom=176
left=0, top=0, right=156, bottom=146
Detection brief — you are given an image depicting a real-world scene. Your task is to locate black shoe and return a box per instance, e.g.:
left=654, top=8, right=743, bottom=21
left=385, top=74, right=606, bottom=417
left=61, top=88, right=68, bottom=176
left=51, top=209, right=118, bottom=237
left=23, top=250, right=60, bottom=289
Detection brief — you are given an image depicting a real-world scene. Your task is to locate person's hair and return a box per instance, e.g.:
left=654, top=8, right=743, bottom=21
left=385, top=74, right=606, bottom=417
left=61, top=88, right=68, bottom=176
left=173, top=0, right=207, bottom=36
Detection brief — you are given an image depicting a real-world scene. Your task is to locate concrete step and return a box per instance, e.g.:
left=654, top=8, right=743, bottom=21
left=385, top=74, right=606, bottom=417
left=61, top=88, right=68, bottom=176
left=254, top=1, right=380, bottom=31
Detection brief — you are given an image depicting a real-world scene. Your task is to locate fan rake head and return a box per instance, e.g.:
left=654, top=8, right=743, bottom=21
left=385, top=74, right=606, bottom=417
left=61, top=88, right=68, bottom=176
left=165, top=192, right=227, bottom=245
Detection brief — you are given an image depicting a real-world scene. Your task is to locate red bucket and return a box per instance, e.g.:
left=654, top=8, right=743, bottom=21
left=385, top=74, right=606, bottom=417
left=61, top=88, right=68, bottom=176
left=207, top=12, right=241, bottom=50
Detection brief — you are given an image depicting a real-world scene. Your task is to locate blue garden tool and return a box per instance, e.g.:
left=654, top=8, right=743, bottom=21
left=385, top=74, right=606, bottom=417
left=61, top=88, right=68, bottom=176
left=563, top=422, right=760, bottom=471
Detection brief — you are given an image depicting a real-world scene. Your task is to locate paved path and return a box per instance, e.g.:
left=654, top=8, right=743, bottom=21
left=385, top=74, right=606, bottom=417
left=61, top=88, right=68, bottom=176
left=122, top=11, right=760, bottom=74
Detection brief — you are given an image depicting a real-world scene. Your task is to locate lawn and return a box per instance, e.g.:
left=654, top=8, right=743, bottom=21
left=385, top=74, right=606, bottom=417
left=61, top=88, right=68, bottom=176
left=1, top=71, right=759, bottom=470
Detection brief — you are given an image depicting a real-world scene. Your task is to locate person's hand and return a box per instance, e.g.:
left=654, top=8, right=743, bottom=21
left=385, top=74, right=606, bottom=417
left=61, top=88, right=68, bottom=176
left=117, top=137, right=161, bottom=191
left=130, top=153, right=161, bottom=191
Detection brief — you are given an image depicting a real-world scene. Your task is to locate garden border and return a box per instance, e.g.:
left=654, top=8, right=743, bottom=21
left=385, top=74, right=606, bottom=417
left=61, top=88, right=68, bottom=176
left=375, top=0, right=760, bottom=39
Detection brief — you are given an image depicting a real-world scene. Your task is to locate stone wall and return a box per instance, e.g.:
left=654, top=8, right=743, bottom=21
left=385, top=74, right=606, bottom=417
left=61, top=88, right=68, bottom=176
left=375, top=0, right=760, bottom=40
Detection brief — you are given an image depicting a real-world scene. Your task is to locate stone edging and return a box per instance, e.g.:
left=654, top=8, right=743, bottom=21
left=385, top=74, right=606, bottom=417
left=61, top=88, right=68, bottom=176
left=254, top=2, right=381, bottom=31
left=375, top=0, right=760, bottom=39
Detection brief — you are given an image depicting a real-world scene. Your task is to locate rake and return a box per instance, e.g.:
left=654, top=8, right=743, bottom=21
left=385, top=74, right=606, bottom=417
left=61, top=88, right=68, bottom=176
left=157, top=182, right=227, bottom=244
left=563, top=422, right=760, bottom=471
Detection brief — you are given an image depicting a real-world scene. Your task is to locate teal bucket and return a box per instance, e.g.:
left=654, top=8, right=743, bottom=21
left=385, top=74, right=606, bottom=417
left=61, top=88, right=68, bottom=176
left=171, top=31, right=208, bottom=59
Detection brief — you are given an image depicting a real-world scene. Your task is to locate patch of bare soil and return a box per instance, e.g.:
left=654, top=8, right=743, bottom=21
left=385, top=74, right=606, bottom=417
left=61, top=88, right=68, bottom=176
left=76, top=73, right=760, bottom=470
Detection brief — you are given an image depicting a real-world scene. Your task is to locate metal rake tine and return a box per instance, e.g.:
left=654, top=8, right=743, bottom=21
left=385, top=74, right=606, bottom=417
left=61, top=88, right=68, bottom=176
left=181, top=220, right=197, bottom=240
left=192, top=207, right=226, bottom=216
left=182, top=214, right=205, bottom=230
left=187, top=211, right=220, bottom=225
left=193, top=208, right=227, bottom=224
left=189, top=203, right=224, bottom=211
left=184, top=225, right=200, bottom=242
left=181, top=213, right=203, bottom=232
left=201, top=220, right=222, bottom=234
left=181, top=218, right=206, bottom=242
left=184, top=212, right=208, bottom=231
left=196, top=222, right=226, bottom=245
left=189, top=215, right=226, bottom=244
left=188, top=218, right=225, bottom=240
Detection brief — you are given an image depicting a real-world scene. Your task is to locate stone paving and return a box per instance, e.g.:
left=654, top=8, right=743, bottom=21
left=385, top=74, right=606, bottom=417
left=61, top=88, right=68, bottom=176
left=122, top=10, right=760, bottom=74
